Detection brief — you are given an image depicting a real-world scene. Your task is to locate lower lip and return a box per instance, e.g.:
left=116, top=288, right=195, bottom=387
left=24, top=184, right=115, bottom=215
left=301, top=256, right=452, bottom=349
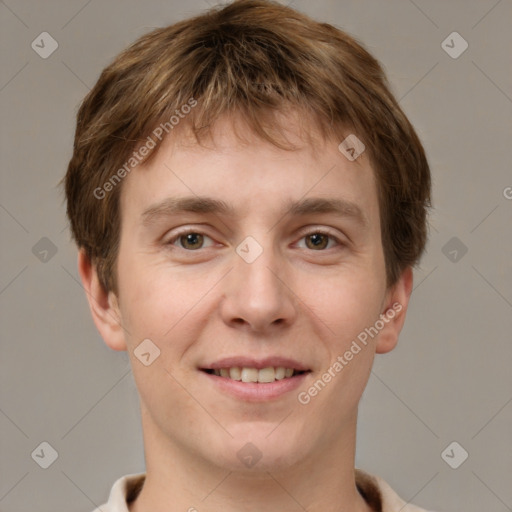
left=200, top=371, right=309, bottom=401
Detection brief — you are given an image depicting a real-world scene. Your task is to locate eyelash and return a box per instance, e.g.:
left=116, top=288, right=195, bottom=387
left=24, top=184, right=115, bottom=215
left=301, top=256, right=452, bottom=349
left=165, top=228, right=344, bottom=251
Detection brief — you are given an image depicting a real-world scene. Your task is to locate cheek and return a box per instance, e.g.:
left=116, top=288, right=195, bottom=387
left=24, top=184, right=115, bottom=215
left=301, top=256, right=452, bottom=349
left=310, top=268, right=385, bottom=390
left=309, top=269, right=385, bottom=347
left=301, top=284, right=380, bottom=426
left=301, top=272, right=384, bottom=401
left=117, top=253, right=215, bottom=354
left=118, top=264, right=209, bottom=423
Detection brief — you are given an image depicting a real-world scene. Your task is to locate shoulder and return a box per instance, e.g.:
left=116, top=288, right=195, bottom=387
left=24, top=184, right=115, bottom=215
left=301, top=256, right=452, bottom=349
left=355, top=469, right=438, bottom=512
left=90, top=473, right=146, bottom=512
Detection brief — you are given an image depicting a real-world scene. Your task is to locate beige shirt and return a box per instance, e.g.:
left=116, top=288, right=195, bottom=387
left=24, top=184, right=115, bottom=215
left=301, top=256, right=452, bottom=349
left=91, top=470, right=435, bottom=512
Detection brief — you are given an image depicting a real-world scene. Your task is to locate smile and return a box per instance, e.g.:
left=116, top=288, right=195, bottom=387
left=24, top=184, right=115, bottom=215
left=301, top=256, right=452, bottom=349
left=200, top=362, right=311, bottom=401
left=202, top=366, right=307, bottom=383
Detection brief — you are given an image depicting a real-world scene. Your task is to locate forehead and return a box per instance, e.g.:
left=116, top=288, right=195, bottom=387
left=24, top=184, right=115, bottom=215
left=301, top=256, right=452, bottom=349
left=119, top=112, right=380, bottom=230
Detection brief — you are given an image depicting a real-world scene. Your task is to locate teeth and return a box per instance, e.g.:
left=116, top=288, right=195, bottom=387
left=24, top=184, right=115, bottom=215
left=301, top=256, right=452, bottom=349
left=211, top=366, right=301, bottom=382
left=274, top=367, right=286, bottom=380
left=241, top=368, right=259, bottom=382
left=258, top=367, right=276, bottom=383
left=229, top=367, right=242, bottom=380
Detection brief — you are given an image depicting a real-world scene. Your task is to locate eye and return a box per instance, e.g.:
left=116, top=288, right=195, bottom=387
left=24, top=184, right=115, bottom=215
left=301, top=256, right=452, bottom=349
left=296, top=230, right=342, bottom=251
left=165, top=228, right=343, bottom=252
left=167, top=230, right=216, bottom=250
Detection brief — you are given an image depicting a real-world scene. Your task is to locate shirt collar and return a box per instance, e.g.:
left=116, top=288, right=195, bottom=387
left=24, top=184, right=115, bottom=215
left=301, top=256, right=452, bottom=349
left=98, top=469, right=430, bottom=512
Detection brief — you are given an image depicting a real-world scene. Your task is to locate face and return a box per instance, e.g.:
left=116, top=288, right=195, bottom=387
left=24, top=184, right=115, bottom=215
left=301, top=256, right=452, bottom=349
left=86, top=112, right=410, bottom=473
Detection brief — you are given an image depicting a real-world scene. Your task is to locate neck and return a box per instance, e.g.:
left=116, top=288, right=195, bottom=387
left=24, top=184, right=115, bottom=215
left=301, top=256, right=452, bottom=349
left=129, top=408, right=372, bottom=512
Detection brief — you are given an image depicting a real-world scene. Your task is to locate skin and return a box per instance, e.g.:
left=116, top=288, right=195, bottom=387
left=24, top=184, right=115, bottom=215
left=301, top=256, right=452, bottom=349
left=79, top=111, right=413, bottom=512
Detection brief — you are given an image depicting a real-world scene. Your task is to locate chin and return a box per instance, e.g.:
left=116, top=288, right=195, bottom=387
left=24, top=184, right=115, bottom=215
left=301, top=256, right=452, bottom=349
left=206, top=425, right=309, bottom=473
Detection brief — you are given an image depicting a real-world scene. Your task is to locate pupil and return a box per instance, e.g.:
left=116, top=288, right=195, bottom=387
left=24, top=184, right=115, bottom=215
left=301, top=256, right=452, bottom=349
left=183, top=233, right=202, bottom=249
left=308, top=233, right=327, bottom=249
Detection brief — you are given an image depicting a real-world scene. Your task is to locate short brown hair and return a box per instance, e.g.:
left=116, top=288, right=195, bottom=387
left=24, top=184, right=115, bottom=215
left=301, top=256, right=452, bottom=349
left=64, top=0, right=431, bottom=294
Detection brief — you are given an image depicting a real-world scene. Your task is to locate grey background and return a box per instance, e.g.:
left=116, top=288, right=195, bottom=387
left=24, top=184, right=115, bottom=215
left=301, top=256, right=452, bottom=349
left=1, top=0, right=511, bottom=511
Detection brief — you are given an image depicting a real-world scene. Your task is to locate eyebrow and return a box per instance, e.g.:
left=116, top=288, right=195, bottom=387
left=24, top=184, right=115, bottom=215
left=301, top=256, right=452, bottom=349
left=141, top=196, right=368, bottom=228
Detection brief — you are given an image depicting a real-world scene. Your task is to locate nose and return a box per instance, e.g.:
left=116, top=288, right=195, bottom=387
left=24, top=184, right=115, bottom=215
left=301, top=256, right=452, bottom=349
left=219, top=242, right=297, bottom=334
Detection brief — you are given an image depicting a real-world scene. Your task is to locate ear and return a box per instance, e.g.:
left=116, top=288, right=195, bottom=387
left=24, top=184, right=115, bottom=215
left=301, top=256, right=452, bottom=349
left=375, top=266, right=413, bottom=354
left=77, top=249, right=128, bottom=351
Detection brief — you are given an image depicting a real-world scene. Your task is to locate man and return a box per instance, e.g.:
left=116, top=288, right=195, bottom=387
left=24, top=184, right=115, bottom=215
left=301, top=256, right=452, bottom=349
left=64, top=1, right=434, bottom=510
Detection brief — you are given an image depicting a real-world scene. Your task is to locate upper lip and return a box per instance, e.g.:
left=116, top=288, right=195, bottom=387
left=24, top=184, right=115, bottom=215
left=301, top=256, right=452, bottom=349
left=201, top=356, right=310, bottom=371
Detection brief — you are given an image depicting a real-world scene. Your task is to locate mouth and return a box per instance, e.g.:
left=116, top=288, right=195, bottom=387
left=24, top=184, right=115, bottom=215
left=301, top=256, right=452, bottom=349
left=198, top=358, right=312, bottom=401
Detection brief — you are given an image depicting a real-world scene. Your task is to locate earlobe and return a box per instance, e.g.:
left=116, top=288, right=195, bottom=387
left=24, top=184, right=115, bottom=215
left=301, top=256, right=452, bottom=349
left=375, top=267, right=413, bottom=354
left=77, top=249, right=128, bottom=352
